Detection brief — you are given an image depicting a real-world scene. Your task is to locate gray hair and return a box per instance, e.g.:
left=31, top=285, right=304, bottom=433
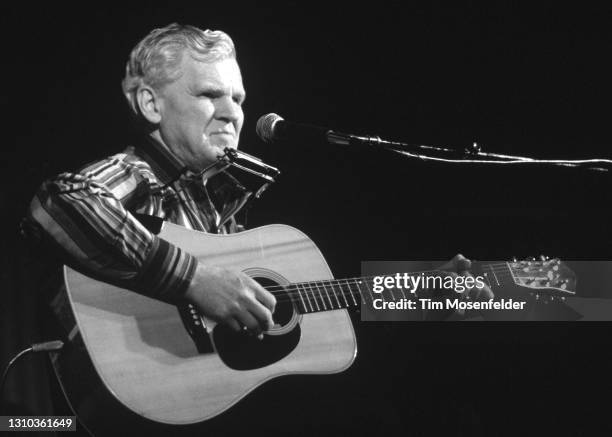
left=122, top=23, right=236, bottom=115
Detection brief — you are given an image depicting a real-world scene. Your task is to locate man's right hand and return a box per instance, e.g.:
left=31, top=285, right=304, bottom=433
left=184, top=263, right=276, bottom=335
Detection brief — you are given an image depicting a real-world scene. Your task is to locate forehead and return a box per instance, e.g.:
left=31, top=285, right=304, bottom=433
left=177, top=53, right=243, bottom=90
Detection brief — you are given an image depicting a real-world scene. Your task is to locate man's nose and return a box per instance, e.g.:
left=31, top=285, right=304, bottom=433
left=215, top=97, right=242, bottom=123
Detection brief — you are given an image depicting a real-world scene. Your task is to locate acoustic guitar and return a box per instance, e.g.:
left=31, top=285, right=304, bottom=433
left=55, top=222, right=576, bottom=435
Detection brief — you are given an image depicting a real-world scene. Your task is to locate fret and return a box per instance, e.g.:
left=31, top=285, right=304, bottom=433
left=343, top=280, right=358, bottom=306
left=314, top=283, right=328, bottom=311
left=335, top=281, right=348, bottom=308
left=306, top=282, right=321, bottom=312
left=488, top=265, right=500, bottom=286
left=355, top=280, right=368, bottom=305
left=327, top=280, right=343, bottom=308
left=503, top=263, right=516, bottom=286
left=333, top=281, right=349, bottom=307
left=482, top=271, right=492, bottom=289
left=500, top=263, right=513, bottom=284
left=299, top=283, right=315, bottom=313
left=293, top=284, right=308, bottom=313
left=397, top=285, right=407, bottom=299
left=319, top=281, right=337, bottom=309
left=387, top=286, right=396, bottom=301
left=361, top=280, right=375, bottom=305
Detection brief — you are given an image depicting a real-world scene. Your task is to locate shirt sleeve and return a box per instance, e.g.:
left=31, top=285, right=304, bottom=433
left=25, top=166, right=197, bottom=304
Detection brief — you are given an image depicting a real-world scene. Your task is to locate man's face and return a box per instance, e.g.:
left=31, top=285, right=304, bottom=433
left=156, top=54, right=245, bottom=172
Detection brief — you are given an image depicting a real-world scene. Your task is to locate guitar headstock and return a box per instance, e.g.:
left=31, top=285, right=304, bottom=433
left=508, top=257, right=577, bottom=299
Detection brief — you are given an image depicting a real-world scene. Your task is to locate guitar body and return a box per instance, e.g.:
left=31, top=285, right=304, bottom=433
left=59, top=223, right=356, bottom=432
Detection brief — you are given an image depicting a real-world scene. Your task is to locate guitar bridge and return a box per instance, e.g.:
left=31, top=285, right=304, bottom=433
left=177, top=304, right=213, bottom=354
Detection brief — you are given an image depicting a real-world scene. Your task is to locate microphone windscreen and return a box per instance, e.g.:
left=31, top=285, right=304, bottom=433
left=256, top=113, right=283, bottom=143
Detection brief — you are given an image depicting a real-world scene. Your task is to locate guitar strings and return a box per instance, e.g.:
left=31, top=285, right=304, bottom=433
left=261, top=268, right=515, bottom=303
left=258, top=261, right=514, bottom=294
left=260, top=264, right=516, bottom=306
left=260, top=262, right=514, bottom=294
left=265, top=283, right=504, bottom=308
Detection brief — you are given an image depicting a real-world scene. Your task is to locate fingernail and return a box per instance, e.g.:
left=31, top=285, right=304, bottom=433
left=257, top=333, right=264, bottom=341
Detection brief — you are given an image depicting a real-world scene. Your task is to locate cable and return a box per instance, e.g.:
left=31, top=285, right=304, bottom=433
left=0, top=341, right=64, bottom=415
left=0, top=347, right=32, bottom=415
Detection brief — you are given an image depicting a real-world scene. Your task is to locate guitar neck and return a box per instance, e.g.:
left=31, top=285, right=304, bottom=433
left=282, top=262, right=513, bottom=314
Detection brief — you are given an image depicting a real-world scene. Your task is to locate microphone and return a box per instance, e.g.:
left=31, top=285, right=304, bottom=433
left=256, top=113, right=384, bottom=147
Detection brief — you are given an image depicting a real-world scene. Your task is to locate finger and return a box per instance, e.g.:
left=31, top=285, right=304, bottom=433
left=477, top=284, right=495, bottom=300
left=436, top=254, right=471, bottom=272
left=455, top=254, right=472, bottom=273
left=226, top=318, right=242, bottom=333
left=448, top=271, right=473, bottom=300
left=436, top=259, right=454, bottom=271
left=235, top=311, right=262, bottom=334
left=461, top=272, right=475, bottom=297
left=247, top=299, right=275, bottom=331
left=439, top=271, right=461, bottom=297
left=445, top=271, right=459, bottom=278
left=244, top=276, right=277, bottom=311
left=468, top=277, right=494, bottom=300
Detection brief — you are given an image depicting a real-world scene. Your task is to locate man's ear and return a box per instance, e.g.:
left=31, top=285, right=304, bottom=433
left=136, top=86, right=162, bottom=124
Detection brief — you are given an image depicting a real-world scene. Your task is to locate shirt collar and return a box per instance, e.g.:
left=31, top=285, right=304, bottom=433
left=135, top=134, right=186, bottom=186
left=134, top=133, right=253, bottom=211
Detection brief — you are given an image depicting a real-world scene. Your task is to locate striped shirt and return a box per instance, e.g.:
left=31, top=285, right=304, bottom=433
left=25, top=136, right=253, bottom=304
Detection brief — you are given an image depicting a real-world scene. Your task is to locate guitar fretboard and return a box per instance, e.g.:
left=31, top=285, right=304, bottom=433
left=274, top=263, right=511, bottom=314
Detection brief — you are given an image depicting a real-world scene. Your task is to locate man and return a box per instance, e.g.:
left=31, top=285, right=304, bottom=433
left=26, top=23, right=491, bottom=335
left=21, top=23, right=493, bottom=435
left=26, top=23, right=276, bottom=337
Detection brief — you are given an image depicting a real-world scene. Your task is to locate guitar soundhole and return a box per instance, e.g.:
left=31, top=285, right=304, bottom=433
left=212, top=277, right=301, bottom=370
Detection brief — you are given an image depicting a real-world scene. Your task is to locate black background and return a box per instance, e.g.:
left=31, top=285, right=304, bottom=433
left=3, top=2, right=612, bottom=436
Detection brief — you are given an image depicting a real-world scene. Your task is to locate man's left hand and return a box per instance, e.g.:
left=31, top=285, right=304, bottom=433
left=433, top=254, right=494, bottom=318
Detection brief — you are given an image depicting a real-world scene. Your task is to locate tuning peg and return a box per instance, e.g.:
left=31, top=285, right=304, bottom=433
left=511, top=256, right=518, bottom=263
left=539, top=255, right=549, bottom=261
